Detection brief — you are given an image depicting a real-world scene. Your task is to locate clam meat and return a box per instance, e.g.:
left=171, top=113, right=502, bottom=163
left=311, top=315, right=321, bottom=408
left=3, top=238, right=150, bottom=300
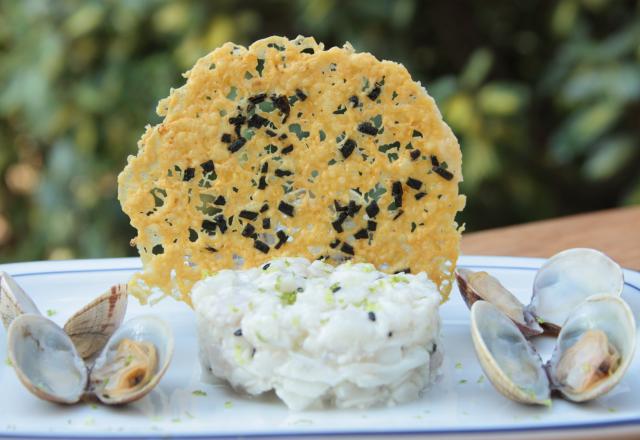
left=90, top=339, right=157, bottom=401
left=91, top=315, right=174, bottom=405
left=547, top=294, right=635, bottom=402
left=456, top=268, right=543, bottom=337
left=553, top=329, right=620, bottom=395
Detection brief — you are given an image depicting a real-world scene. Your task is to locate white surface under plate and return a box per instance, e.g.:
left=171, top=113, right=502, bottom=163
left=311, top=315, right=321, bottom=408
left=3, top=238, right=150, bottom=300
left=0, top=255, right=638, bottom=440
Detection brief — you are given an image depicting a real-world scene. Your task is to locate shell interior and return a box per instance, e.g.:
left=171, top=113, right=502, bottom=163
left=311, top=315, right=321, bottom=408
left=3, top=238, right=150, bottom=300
left=530, top=248, right=624, bottom=328
left=7, top=314, right=87, bottom=404
left=90, top=315, right=174, bottom=404
left=548, top=295, right=636, bottom=402
left=470, top=301, right=550, bottom=405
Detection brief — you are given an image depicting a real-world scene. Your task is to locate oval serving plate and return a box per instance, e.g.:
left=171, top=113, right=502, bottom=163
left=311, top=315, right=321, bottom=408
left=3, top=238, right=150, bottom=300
left=0, top=256, right=638, bottom=439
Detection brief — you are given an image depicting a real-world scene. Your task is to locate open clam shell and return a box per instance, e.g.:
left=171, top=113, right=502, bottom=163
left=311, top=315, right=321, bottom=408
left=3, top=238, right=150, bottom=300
left=0, top=272, right=40, bottom=330
left=529, top=248, right=624, bottom=334
left=90, top=315, right=174, bottom=405
left=7, top=314, right=87, bottom=404
left=470, top=301, right=551, bottom=405
left=547, top=295, right=636, bottom=402
left=63, top=284, right=128, bottom=359
left=456, top=269, right=543, bottom=337
left=471, top=295, right=635, bottom=406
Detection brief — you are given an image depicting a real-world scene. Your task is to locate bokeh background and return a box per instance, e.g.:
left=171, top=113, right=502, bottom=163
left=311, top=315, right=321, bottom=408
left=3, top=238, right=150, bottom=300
left=1, top=0, right=639, bottom=263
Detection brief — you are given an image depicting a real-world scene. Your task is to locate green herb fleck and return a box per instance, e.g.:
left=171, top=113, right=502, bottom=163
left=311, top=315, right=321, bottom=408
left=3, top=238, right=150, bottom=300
left=324, top=291, right=335, bottom=305
left=226, top=86, right=238, bottom=101
left=289, top=123, right=310, bottom=140
left=378, top=142, right=400, bottom=153
left=390, top=275, right=409, bottom=284
left=233, top=344, right=246, bottom=365
left=192, top=390, right=207, bottom=397
left=256, top=59, right=265, bottom=77
left=364, top=183, right=387, bottom=202
left=125, top=355, right=133, bottom=367
left=536, top=316, right=545, bottom=324
left=280, top=291, right=297, bottom=306
left=46, top=309, right=57, bottom=317
left=455, top=362, right=463, bottom=369
left=241, top=129, right=255, bottom=141
left=224, top=401, right=233, bottom=409
left=5, top=358, right=12, bottom=367
left=477, top=375, right=485, bottom=384
left=458, top=379, right=467, bottom=384
left=258, top=100, right=275, bottom=112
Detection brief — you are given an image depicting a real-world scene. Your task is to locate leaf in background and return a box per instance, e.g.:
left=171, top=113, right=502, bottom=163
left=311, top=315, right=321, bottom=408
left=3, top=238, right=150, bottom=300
left=477, top=82, right=529, bottom=117
left=582, top=135, right=637, bottom=181
left=551, top=0, right=579, bottom=38
left=549, top=101, right=623, bottom=164
left=460, top=139, right=501, bottom=190
left=63, top=3, right=105, bottom=38
left=459, top=48, right=493, bottom=90
left=623, top=177, right=640, bottom=206
left=561, top=64, right=640, bottom=105
left=443, top=93, right=476, bottom=133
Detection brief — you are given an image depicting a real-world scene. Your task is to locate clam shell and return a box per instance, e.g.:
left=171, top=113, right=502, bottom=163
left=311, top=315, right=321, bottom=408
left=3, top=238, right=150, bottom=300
left=63, top=284, right=128, bottom=359
left=547, top=295, right=636, bottom=402
left=7, top=314, right=87, bottom=404
left=90, top=315, right=174, bottom=405
left=530, top=248, right=624, bottom=333
left=470, top=300, right=551, bottom=405
left=456, top=268, right=543, bottom=337
left=0, top=272, right=40, bottom=330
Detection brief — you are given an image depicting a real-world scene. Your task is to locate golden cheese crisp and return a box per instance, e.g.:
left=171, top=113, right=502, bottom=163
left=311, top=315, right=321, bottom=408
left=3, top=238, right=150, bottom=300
left=118, top=35, right=465, bottom=305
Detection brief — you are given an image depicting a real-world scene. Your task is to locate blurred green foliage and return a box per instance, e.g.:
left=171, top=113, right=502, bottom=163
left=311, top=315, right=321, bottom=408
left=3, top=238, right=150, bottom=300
left=0, top=0, right=639, bottom=262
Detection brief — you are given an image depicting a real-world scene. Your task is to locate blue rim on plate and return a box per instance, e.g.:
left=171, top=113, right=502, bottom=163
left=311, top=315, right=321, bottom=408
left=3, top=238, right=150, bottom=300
left=0, top=257, right=638, bottom=439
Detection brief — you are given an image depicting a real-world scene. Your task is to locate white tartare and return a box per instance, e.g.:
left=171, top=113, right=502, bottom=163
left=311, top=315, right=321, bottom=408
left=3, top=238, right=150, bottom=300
left=191, top=258, right=442, bottom=410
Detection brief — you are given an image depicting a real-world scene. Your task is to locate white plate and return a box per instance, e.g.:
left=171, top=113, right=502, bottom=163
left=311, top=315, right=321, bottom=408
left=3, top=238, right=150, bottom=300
left=0, top=255, right=638, bottom=440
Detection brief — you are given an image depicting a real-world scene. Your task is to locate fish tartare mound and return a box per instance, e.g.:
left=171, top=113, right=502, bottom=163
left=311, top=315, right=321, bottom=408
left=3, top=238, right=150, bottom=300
left=192, top=258, right=442, bottom=410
